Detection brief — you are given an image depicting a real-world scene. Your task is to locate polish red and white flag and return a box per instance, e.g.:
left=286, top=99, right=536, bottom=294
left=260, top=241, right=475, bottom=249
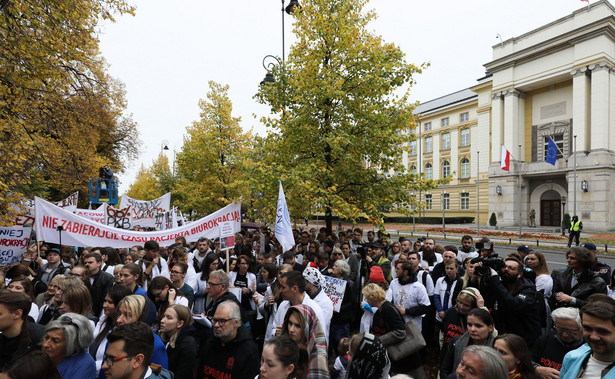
left=501, top=146, right=510, bottom=171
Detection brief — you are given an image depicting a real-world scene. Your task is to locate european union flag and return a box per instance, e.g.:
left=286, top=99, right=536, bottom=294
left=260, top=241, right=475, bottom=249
left=546, top=137, right=557, bottom=166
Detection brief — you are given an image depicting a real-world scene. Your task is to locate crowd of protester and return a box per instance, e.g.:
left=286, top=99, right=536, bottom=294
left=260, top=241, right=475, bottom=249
left=0, top=226, right=615, bottom=379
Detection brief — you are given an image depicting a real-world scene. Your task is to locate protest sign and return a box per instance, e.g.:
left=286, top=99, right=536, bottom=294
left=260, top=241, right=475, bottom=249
left=220, top=221, right=235, bottom=251
left=75, top=207, right=105, bottom=224
left=120, top=193, right=171, bottom=228
left=15, top=192, right=78, bottom=225
left=104, top=204, right=133, bottom=229
left=155, top=208, right=177, bottom=231
left=0, top=227, right=31, bottom=267
left=35, top=197, right=241, bottom=248
left=322, top=275, right=347, bottom=312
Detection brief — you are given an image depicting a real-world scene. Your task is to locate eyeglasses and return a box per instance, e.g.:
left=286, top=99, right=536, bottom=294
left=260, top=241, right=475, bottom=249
left=212, top=318, right=236, bottom=326
left=170, top=270, right=183, bottom=275
left=70, top=272, right=84, bottom=278
left=555, top=325, right=581, bottom=335
left=103, top=354, right=133, bottom=367
left=207, top=282, right=223, bottom=287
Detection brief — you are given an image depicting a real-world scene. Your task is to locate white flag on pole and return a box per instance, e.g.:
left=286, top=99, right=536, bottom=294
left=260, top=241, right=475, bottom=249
left=275, top=181, right=295, bottom=253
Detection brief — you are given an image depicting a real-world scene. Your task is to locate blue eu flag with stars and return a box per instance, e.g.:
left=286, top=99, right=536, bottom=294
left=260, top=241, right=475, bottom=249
left=546, top=137, right=557, bottom=166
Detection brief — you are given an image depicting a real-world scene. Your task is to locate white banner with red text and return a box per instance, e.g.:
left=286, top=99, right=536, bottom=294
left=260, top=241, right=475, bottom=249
left=35, top=197, right=241, bottom=248
left=119, top=193, right=171, bottom=228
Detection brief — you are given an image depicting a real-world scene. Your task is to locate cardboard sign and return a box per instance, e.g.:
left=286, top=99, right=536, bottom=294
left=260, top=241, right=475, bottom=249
left=120, top=193, right=171, bottom=228
left=220, top=221, right=235, bottom=251
left=0, top=227, right=31, bottom=267
left=322, top=275, right=347, bottom=312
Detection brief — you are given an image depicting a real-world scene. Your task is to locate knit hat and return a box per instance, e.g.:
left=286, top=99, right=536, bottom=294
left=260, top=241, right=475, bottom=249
left=303, top=266, right=325, bottom=288
left=369, top=266, right=386, bottom=283
left=581, top=242, right=596, bottom=251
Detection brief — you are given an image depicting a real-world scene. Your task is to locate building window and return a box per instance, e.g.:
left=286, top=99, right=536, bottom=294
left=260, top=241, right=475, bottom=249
left=460, top=158, right=470, bottom=178
left=441, top=118, right=449, bottom=127
left=410, top=140, right=417, bottom=155
left=425, top=194, right=432, bottom=210
left=410, top=165, right=417, bottom=175
left=442, top=133, right=450, bottom=150
left=460, top=112, right=469, bottom=122
left=442, top=160, right=451, bottom=177
left=425, top=163, right=433, bottom=179
left=461, top=129, right=470, bottom=146
left=425, top=137, right=433, bottom=153
left=460, top=193, right=470, bottom=210
left=424, top=122, right=431, bottom=131
left=544, top=134, right=564, bottom=159
left=442, top=193, right=450, bottom=210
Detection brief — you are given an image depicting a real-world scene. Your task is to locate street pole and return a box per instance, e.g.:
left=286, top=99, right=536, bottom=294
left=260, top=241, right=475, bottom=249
left=476, top=151, right=480, bottom=236
left=518, top=144, right=522, bottom=238
left=442, top=184, right=446, bottom=235
left=412, top=190, right=415, bottom=234
left=573, top=135, right=577, bottom=217
left=281, top=0, right=285, bottom=62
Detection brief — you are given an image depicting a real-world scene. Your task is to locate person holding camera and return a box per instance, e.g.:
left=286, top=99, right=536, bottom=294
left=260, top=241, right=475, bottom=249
left=483, top=256, right=542, bottom=348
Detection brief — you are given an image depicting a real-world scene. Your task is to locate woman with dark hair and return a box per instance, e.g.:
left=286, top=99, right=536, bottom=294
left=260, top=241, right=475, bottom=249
left=0, top=350, right=61, bottom=379
left=101, top=247, right=121, bottom=275
left=59, top=284, right=95, bottom=325
left=525, top=251, right=553, bottom=298
left=259, top=335, right=304, bottom=379
left=227, top=256, right=238, bottom=273
left=440, top=287, right=483, bottom=347
left=494, top=334, right=539, bottom=379
left=194, top=254, right=220, bottom=314
left=280, top=305, right=329, bottom=378
left=147, top=276, right=188, bottom=329
left=439, top=307, right=497, bottom=379
left=117, top=263, right=146, bottom=295
left=42, top=313, right=96, bottom=379
left=159, top=304, right=196, bottom=379
left=123, top=251, right=139, bottom=265
left=7, top=278, right=38, bottom=321
left=38, top=277, right=81, bottom=325
left=90, top=285, right=132, bottom=377
left=550, top=246, right=607, bottom=309
left=229, top=254, right=257, bottom=317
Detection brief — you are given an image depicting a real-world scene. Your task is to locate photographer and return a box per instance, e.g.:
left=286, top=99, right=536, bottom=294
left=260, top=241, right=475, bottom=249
left=482, top=256, right=541, bottom=348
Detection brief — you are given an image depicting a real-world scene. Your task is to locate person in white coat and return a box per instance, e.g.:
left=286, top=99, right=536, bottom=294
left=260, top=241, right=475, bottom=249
left=387, top=260, right=431, bottom=330
left=302, top=266, right=333, bottom=339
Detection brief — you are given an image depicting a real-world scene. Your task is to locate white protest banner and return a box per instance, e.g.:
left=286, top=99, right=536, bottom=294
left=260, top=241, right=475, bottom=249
left=0, top=227, right=31, bottom=267
left=155, top=208, right=177, bottom=231
left=75, top=207, right=105, bottom=224
left=220, top=221, right=235, bottom=251
left=275, top=181, right=295, bottom=253
left=120, top=193, right=171, bottom=228
left=104, top=204, right=133, bottom=229
left=55, top=192, right=79, bottom=213
left=35, top=197, right=241, bottom=248
left=322, top=275, right=347, bottom=312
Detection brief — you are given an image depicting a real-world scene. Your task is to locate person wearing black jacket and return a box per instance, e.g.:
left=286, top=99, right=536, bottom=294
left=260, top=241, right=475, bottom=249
left=160, top=304, right=197, bottom=379
left=549, top=247, right=607, bottom=310
left=487, top=257, right=541, bottom=348
left=83, top=253, right=115, bottom=317
left=196, top=301, right=259, bottom=379
left=0, top=291, right=45, bottom=370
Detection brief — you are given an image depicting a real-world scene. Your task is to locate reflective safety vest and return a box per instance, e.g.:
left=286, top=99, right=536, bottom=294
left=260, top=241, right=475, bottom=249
left=571, top=220, right=581, bottom=231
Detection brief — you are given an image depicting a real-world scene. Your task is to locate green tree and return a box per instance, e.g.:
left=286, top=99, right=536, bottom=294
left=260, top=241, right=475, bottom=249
left=126, top=155, right=174, bottom=201
left=0, top=0, right=139, bottom=223
left=254, top=0, right=442, bottom=231
left=174, top=81, right=252, bottom=218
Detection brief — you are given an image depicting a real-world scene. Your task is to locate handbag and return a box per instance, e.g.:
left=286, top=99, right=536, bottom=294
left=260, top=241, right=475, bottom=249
left=384, top=306, right=427, bottom=361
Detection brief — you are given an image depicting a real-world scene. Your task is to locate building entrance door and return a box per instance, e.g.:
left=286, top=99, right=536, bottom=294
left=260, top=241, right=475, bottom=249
left=541, top=200, right=561, bottom=226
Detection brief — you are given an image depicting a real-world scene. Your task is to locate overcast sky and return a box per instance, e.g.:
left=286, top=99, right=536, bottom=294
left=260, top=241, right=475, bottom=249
left=98, top=0, right=591, bottom=193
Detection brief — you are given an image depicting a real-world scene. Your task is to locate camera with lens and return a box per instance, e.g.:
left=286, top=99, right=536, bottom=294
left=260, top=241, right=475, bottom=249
left=475, top=240, right=494, bottom=251
left=357, top=245, right=367, bottom=260
left=470, top=256, right=505, bottom=277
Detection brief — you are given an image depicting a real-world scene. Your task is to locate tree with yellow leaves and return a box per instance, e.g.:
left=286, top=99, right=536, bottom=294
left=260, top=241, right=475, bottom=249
left=174, top=81, right=252, bottom=218
left=0, top=0, right=139, bottom=223
left=254, top=0, right=443, bottom=232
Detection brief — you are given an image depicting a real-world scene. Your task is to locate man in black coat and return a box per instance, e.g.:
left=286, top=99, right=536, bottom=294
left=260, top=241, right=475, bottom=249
left=488, top=256, right=541, bottom=348
left=83, top=252, right=114, bottom=317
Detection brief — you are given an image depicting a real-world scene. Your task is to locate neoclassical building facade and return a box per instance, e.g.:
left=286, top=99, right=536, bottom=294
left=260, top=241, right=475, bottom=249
left=412, top=0, right=615, bottom=231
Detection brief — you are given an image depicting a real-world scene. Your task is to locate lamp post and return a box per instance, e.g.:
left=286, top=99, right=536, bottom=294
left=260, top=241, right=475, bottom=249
left=281, top=0, right=300, bottom=62
left=442, top=185, right=446, bottom=235
left=518, top=144, right=522, bottom=238
left=561, top=195, right=567, bottom=236
left=476, top=151, right=480, bottom=236
left=573, top=135, right=577, bottom=217
left=161, top=140, right=169, bottom=154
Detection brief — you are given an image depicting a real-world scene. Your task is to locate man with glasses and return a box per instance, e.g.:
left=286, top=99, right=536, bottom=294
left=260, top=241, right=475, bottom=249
left=83, top=252, right=114, bottom=317
left=170, top=263, right=194, bottom=308
left=204, top=270, right=241, bottom=321
left=196, top=300, right=259, bottom=379
left=532, top=307, right=584, bottom=379
left=103, top=321, right=173, bottom=379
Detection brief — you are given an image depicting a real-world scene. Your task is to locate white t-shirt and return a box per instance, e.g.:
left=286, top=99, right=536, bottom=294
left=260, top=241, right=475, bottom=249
left=386, top=278, right=430, bottom=330
left=582, top=355, right=611, bottom=378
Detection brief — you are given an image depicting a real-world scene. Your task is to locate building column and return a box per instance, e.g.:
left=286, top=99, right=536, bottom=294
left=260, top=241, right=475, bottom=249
left=491, top=92, right=504, bottom=162
left=571, top=67, right=590, bottom=152
left=589, top=62, right=611, bottom=151
left=504, top=89, right=524, bottom=156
